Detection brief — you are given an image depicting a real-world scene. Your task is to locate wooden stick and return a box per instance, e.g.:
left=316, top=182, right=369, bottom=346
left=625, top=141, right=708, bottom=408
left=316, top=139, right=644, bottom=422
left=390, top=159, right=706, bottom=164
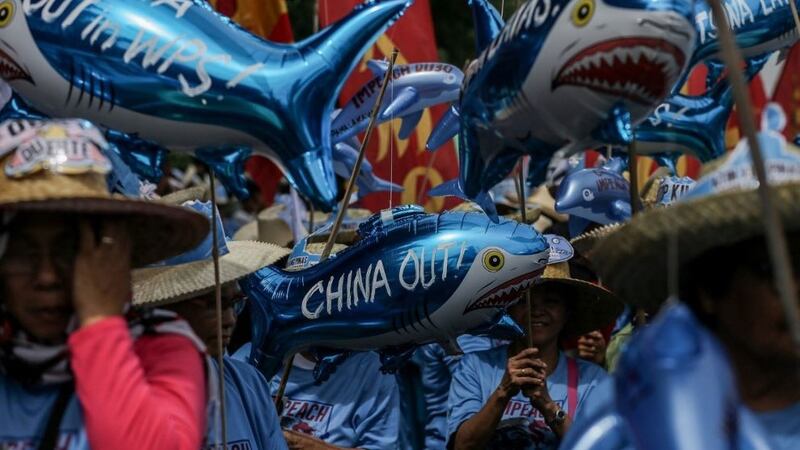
left=274, top=49, right=401, bottom=412
left=707, top=0, right=800, bottom=349
left=209, top=175, right=228, bottom=450
left=517, top=165, right=534, bottom=348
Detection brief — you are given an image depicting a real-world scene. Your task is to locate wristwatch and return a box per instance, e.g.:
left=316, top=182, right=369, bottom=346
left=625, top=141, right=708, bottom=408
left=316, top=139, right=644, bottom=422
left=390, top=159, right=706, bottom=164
left=547, top=407, right=567, bottom=427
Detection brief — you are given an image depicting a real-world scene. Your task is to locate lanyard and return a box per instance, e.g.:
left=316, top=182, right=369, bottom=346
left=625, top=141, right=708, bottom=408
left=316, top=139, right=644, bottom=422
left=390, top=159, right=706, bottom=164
left=566, top=356, right=579, bottom=419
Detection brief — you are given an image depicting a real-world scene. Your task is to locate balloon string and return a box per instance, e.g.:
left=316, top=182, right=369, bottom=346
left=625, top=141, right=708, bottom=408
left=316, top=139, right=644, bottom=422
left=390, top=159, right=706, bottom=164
left=707, top=0, right=800, bottom=352
left=209, top=174, right=228, bottom=450
left=501, top=0, right=505, bottom=17
left=389, top=72, right=394, bottom=210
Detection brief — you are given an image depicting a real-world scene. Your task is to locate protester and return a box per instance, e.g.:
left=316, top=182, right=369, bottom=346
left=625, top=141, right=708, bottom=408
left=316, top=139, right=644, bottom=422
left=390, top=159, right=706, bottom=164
left=132, top=198, right=290, bottom=450
left=591, top=135, right=800, bottom=450
left=447, top=258, right=623, bottom=450
left=0, top=120, right=210, bottom=449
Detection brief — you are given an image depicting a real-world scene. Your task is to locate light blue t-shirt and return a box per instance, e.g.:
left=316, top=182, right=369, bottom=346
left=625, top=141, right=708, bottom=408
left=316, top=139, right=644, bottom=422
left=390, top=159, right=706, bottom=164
left=756, top=401, right=800, bottom=450
left=268, top=352, right=399, bottom=450
left=0, top=375, right=90, bottom=449
left=206, top=357, right=288, bottom=450
left=447, top=346, right=607, bottom=450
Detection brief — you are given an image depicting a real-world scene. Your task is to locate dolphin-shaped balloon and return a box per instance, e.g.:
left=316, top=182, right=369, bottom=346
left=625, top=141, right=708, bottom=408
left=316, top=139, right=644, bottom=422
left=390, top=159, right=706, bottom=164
left=0, top=0, right=413, bottom=211
left=427, top=0, right=696, bottom=220
left=559, top=302, right=775, bottom=450
left=555, top=157, right=631, bottom=237
left=331, top=60, right=463, bottom=143
left=333, top=138, right=404, bottom=197
left=241, top=205, right=551, bottom=379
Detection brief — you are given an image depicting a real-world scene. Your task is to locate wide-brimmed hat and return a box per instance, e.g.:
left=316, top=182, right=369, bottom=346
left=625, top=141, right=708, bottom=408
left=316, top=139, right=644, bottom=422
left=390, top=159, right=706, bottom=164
left=592, top=131, right=800, bottom=309
left=132, top=201, right=290, bottom=306
left=531, top=256, right=624, bottom=339
left=0, top=119, right=208, bottom=267
left=233, top=204, right=294, bottom=246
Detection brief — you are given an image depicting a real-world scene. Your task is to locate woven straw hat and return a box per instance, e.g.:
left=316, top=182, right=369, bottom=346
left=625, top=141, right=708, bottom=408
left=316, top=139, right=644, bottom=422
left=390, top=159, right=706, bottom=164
left=531, top=260, right=623, bottom=338
left=569, top=223, right=622, bottom=257
left=592, top=132, right=800, bottom=309
left=132, top=201, right=290, bottom=307
left=232, top=204, right=294, bottom=246
left=0, top=122, right=207, bottom=267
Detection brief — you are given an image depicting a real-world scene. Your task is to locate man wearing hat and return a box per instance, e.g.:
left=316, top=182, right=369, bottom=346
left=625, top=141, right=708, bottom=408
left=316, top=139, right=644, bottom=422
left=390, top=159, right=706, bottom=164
left=447, top=240, right=623, bottom=450
left=591, top=122, right=800, bottom=449
left=0, top=120, right=210, bottom=449
left=132, top=199, right=290, bottom=450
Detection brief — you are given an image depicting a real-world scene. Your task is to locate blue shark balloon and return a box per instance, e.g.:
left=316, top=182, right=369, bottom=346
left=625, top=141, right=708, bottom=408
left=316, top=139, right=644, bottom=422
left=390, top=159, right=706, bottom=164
left=240, top=205, right=550, bottom=379
left=428, top=0, right=696, bottom=220
left=333, top=138, right=403, bottom=197
left=559, top=303, right=774, bottom=450
left=331, top=60, right=463, bottom=143
left=0, top=0, right=413, bottom=211
left=635, top=55, right=769, bottom=162
left=689, top=0, right=800, bottom=75
left=469, top=0, right=504, bottom=54
left=555, top=157, right=631, bottom=236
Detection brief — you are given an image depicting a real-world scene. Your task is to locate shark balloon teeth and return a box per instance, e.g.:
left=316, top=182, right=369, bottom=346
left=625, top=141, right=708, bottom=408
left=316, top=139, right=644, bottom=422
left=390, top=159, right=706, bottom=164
left=464, top=272, right=539, bottom=314
left=554, top=38, right=686, bottom=105
left=0, top=48, right=31, bottom=85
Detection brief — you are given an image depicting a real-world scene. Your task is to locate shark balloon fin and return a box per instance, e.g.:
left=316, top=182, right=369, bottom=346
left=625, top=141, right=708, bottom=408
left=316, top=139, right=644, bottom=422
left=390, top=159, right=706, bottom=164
left=194, top=147, right=253, bottom=199
left=468, top=0, right=505, bottom=53
left=427, top=105, right=460, bottom=151
left=591, top=103, right=633, bottom=146
left=652, top=153, right=679, bottom=175
left=367, top=59, right=390, bottom=76
left=104, top=144, right=144, bottom=197
left=398, top=110, right=423, bottom=140
left=381, top=86, right=420, bottom=120
left=379, top=345, right=417, bottom=374
left=468, top=313, right=525, bottom=340
left=287, top=0, right=414, bottom=211
left=559, top=408, right=632, bottom=450
left=704, top=59, right=725, bottom=89
left=526, top=156, right=551, bottom=189
left=311, top=348, right=353, bottom=384
left=359, top=173, right=404, bottom=195
left=428, top=180, right=499, bottom=222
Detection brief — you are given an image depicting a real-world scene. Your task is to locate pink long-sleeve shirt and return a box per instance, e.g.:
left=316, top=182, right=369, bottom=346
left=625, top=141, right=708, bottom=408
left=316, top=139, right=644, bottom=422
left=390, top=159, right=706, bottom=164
left=68, top=316, right=207, bottom=450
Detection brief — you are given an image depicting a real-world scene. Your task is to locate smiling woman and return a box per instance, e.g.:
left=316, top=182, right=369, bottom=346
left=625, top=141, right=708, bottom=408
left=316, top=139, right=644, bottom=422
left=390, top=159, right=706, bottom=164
left=447, top=257, right=623, bottom=450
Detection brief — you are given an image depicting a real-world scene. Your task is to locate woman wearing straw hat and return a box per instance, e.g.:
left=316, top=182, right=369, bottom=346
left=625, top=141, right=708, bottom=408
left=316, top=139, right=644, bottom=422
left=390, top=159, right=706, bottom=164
left=0, top=120, right=210, bottom=449
left=132, top=199, right=290, bottom=450
left=447, top=253, right=623, bottom=450
left=590, top=125, right=800, bottom=450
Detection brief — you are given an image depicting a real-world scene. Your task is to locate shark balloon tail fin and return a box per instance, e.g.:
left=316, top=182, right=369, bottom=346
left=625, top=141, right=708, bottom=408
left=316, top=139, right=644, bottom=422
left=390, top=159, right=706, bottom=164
left=468, top=0, right=505, bottom=53
left=359, top=172, right=405, bottom=195
left=367, top=59, right=390, bottom=77
left=398, top=110, right=423, bottom=140
left=427, top=105, right=460, bottom=151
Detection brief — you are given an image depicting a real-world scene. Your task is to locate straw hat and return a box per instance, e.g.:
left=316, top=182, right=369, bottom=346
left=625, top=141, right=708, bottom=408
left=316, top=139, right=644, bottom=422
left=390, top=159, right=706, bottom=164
left=531, top=262, right=622, bottom=339
left=132, top=202, right=290, bottom=307
left=569, top=223, right=622, bottom=257
left=232, top=204, right=294, bottom=246
left=592, top=132, right=800, bottom=309
left=0, top=120, right=208, bottom=267
left=531, top=257, right=623, bottom=338
left=528, top=184, right=569, bottom=222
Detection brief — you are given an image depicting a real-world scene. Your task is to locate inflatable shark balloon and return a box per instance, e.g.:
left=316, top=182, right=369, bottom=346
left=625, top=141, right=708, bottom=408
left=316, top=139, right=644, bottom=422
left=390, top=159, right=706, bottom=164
left=241, top=205, right=551, bottom=379
left=635, top=54, right=769, bottom=162
left=333, top=138, right=404, bottom=197
left=331, top=60, right=463, bottom=143
left=560, top=303, right=775, bottom=450
left=428, top=0, right=696, bottom=220
left=0, top=0, right=413, bottom=211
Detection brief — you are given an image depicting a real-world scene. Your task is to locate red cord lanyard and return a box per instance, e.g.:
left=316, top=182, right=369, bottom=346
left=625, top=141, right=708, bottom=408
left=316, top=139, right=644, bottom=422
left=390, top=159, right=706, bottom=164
left=566, top=357, right=579, bottom=419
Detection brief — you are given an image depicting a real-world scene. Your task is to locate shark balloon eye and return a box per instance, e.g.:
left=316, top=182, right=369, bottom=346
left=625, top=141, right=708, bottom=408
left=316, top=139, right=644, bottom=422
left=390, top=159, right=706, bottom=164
left=571, top=0, right=594, bottom=27
left=482, top=249, right=505, bottom=272
left=0, top=1, right=13, bottom=27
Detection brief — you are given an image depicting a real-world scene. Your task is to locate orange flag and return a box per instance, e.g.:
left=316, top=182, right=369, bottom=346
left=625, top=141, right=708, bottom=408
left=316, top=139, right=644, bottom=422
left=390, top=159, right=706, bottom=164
left=209, top=0, right=294, bottom=205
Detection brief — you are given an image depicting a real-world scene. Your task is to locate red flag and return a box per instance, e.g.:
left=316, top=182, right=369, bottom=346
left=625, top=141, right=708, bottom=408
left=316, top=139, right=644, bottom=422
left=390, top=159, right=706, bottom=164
left=210, top=0, right=293, bottom=205
left=320, top=0, right=460, bottom=212
left=771, top=46, right=800, bottom=141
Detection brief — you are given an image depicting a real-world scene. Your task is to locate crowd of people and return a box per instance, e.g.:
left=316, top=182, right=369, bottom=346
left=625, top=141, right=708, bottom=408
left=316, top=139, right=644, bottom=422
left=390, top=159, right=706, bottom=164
left=0, top=126, right=798, bottom=450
